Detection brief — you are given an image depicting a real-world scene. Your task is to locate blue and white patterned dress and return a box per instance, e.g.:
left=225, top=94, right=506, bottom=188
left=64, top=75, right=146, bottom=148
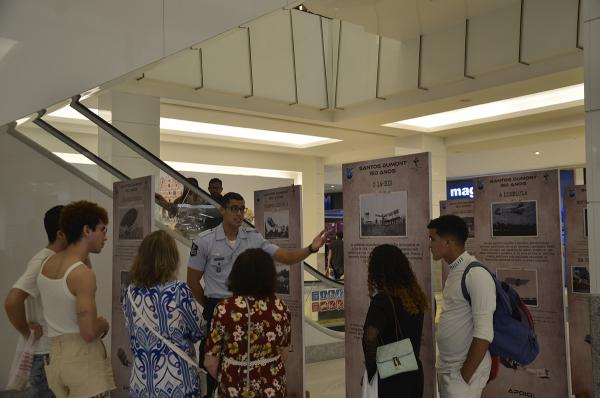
left=123, top=280, right=205, bottom=398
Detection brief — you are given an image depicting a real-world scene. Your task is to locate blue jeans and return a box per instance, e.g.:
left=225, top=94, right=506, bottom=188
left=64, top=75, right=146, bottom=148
left=30, top=354, right=55, bottom=398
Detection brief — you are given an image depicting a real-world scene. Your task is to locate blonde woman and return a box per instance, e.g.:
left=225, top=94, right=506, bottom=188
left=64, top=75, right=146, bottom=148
left=122, top=230, right=205, bottom=397
left=363, top=244, right=429, bottom=398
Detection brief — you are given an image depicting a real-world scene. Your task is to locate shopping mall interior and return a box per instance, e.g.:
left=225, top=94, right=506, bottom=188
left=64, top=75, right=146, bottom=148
left=1, top=0, right=599, bottom=397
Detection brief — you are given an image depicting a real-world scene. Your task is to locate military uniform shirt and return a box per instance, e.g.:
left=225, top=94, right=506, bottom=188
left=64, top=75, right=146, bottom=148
left=188, top=223, right=279, bottom=298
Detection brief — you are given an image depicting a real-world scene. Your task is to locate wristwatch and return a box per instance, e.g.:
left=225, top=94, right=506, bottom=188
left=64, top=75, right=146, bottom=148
left=307, top=243, right=318, bottom=253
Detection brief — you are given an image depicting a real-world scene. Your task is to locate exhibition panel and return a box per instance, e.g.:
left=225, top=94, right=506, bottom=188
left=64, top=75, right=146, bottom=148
left=446, top=170, right=568, bottom=397
left=565, top=185, right=593, bottom=396
left=111, top=177, right=154, bottom=397
left=254, top=185, right=305, bottom=397
left=342, top=153, right=433, bottom=398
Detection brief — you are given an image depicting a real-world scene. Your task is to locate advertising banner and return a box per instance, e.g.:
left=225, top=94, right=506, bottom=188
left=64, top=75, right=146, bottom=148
left=439, top=199, right=475, bottom=287
left=111, top=176, right=153, bottom=397
left=342, top=153, right=433, bottom=398
left=253, top=185, right=304, bottom=397
left=470, top=170, right=568, bottom=398
left=565, top=185, right=593, bottom=397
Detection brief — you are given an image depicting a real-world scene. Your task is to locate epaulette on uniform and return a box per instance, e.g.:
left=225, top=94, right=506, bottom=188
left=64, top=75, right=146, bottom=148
left=241, top=226, right=258, bottom=233
left=196, top=228, right=215, bottom=240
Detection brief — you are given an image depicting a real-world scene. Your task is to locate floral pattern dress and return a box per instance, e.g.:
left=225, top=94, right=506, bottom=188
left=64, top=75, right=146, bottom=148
left=123, top=280, right=205, bottom=398
left=206, top=295, right=291, bottom=398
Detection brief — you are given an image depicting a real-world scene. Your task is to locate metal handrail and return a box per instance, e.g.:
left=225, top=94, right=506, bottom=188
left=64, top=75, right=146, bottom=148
left=32, top=116, right=130, bottom=182
left=7, top=125, right=113, bottom=198
left=17, top=111, right=345, bottom=335
left=69, top=97, right=222, bottom=210
left=68, top=99, right=343, bottom=286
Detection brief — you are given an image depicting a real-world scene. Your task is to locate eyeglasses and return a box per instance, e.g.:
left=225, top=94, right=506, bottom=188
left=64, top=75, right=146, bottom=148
left=227, top=206, right=247, bottom=214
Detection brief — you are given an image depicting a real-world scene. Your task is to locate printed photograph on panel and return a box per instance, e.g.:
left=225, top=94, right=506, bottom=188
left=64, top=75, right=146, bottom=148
left=359, top=191, right=407, bottom=238
left=264, top=210, right=290, bottom=240
left=119, top=270, right=131, bottom=305
left=275, top=264, right=290, bottom=295
left=491, top=200, right=538, bottom=237
left=462, top=216, right=475, bottom=238
left=118, top=206, right=144, bottom=240
left=572, top=266, right=590, bottom=294
left=496, top=268, right=539, bottom=307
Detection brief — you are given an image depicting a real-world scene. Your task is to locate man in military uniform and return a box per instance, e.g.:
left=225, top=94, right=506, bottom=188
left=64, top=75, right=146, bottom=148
left=187, top=191, right=326, bottom=397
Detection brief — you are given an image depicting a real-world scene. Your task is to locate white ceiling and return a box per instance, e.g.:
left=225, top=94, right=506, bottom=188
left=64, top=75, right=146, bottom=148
left=38, top=2, right=586, bottom=186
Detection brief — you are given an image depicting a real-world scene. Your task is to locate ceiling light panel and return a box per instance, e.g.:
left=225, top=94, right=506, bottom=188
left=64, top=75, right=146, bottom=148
left=160, top=118, right=340, bottom=148
left=49, top=106, right=340, bottom=148
left=383, top=84, right=584, bottom=132
left=166, top=161, right=301, bottom=181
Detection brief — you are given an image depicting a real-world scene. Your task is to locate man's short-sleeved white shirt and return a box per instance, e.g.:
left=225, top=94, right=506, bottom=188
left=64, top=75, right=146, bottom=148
left=13, top=247, right=54, bottom=355
left=436, top=251, right=496, bottom=373
left=187, top=224, right=279, bottom=298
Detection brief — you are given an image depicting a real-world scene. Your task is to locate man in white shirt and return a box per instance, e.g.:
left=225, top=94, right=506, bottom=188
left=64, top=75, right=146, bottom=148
left=4, top=205, right=67, bottom=397
left=428, top=215, right=496, bottom=398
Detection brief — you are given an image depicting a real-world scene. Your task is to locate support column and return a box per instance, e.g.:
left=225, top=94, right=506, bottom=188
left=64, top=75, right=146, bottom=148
left=300, top=158, right=325, bottom=270
left=583, top=1, right=600, bottom=395
left=395, top=134, right=447, bottom=291
left=97, top=91, right=161, bottom=187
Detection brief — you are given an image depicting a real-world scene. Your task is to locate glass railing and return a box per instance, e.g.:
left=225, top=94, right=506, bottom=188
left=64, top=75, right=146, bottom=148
left=11, top=98, right=345, bottom=332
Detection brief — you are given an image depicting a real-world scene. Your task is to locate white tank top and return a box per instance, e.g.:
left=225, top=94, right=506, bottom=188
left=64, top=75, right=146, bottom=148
left=37, top=259, right=83, bottom=337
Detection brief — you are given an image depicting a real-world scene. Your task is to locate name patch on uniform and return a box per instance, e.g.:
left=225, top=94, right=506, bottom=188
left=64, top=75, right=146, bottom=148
left=190, top=242, right=198, bottom=256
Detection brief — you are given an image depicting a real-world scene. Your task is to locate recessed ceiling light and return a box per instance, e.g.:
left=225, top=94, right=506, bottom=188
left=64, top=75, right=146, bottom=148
left=48, top=106, right=341, bottom=149
left=534, top=151, right=540, bottom=155
left=160, top=118, right=340, bottom=148
left=383, top=84, right=584, bottom=132
left=166, top=161, right=301, bottom=182
left=330, top=185, right=335, bottom=188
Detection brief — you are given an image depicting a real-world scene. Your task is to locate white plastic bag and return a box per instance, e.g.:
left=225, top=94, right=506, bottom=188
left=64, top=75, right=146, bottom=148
left=361, top=369, right=378, bottom=398
left=6, top=334, right=35, bottom=390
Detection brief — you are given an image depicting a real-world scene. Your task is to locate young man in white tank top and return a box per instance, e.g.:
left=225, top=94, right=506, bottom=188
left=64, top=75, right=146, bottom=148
left=37, top=200, right=115, bottom=398
left=5, top=205, right=67, bottom=397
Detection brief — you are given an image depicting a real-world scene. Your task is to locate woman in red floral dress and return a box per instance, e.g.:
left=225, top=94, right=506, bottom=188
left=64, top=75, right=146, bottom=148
left=205, top=249, right=291, bottom=398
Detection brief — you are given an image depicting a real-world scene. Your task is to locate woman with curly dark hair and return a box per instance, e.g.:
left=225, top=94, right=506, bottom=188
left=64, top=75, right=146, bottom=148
left=363, top=244, right=428, bottom=398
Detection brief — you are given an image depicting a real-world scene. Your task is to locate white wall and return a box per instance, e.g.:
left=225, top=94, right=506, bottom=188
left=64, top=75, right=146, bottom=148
left=0, top=130, right=114, bottom=388
left=0, top=0, right=289, bottom=127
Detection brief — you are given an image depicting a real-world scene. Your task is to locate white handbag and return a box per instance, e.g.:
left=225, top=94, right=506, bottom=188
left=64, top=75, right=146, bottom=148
left=375, top=296, right=419, bottom=379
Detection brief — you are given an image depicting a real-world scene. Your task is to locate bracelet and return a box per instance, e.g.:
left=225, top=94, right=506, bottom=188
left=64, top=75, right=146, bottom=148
left=307, top=244, right=318, bottom=254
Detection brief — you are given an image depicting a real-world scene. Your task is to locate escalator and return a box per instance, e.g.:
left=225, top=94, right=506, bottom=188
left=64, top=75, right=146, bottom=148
left=8, top=97, right=344, bottom=338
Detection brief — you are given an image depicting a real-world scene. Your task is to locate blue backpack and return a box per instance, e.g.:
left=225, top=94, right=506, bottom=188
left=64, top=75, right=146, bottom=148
left=461, top=262, right=539, bottom=366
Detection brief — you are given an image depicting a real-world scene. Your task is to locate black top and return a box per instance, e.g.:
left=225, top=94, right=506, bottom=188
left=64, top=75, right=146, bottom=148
left=329, top=239, right=344, bottom=275
left=363, top=293, right=424, bottom=398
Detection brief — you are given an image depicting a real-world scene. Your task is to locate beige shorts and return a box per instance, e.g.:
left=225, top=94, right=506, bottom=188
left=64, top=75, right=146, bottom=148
left=45, top=334, right=116, bottom=398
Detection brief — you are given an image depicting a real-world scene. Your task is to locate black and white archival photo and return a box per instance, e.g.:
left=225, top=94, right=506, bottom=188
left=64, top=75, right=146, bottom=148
left=491, top=200, right=538, bottom=237
left=572, top=266, right=590, bottom=294
left=496, top=268, right=539, bottom=307
left=359, top=191, right=407, bottom=238
left=264, top=210, right=290, bottom=240
left=118, top=206, right=144, bottom=240
left=119, top=270, right=131, bottom=304
left=462, top=216, right=475, bottom=238
left=275, top=264, right=290, bottom=295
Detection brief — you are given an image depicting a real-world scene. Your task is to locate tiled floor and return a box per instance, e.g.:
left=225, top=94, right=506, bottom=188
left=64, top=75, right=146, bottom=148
left=306, top=358, right=345, bottom=398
